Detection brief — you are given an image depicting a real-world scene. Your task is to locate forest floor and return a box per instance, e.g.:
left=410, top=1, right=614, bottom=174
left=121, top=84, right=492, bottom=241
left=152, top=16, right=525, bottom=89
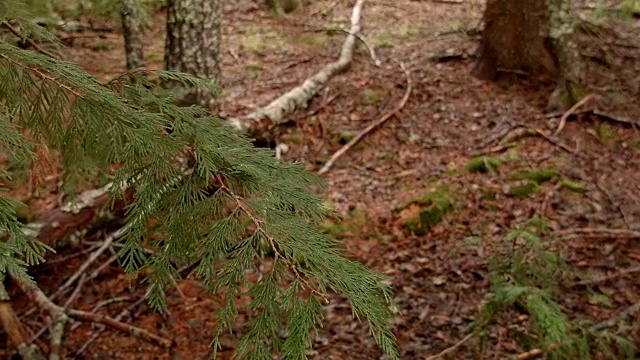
left=4, top=0, right=640, bottom=359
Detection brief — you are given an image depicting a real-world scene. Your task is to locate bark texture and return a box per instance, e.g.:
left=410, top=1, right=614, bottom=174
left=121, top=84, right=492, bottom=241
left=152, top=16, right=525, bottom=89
left=165, top=0, right=221, bottom=111
left=23, top=186, right=132, bottom=249
left=546, top=0, right=585, bottom=110
left=473, top=0, right=558, bottom=80
left=474, top=0, right=585, bottom=110
left=120, top=0, right=144, bottom=70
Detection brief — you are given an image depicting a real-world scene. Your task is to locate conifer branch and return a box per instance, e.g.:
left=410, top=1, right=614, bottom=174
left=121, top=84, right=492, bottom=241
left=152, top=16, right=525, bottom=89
left=0, top=53, right=84, bottom=97
left=1, top=21, right=59, bottom=60
left=215, top=174, right=329, bottom=304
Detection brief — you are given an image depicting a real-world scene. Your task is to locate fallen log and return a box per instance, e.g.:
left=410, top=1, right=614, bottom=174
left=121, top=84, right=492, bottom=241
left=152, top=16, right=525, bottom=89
left=227, top=0, right=367, bottom=135
left=22, top=185, right=133, bottom=249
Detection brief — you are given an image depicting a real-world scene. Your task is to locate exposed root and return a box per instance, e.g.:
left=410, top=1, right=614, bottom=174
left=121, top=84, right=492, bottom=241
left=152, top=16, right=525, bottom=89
left=553, top=93, right=596, bottom=136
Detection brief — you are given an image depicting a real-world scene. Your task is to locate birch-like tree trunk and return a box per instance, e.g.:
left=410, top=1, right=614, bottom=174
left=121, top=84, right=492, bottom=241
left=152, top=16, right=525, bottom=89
left=164, top=0, right=221, bottom=111
left=120, top=0, right=144, bottom=70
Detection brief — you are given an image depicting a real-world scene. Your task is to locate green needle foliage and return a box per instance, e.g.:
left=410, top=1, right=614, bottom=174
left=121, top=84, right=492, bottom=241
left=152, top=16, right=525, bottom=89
left=0, top=6, right=399, bottom=359
left=476, top=217, right=635, bottom=359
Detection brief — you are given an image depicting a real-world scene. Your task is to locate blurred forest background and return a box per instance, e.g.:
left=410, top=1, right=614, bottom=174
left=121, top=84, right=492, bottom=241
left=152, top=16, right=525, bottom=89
left=1, top=0, right=640, bottom=359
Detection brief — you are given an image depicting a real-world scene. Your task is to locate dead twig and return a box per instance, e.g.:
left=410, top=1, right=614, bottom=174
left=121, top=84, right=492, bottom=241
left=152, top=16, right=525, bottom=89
left=572, top=266, right=640, bottom=287
left=484, top=125, right=577, bottom=155
left=590, top=299, right=640, bottom=332
left=21, top=231, right=120, bottom=321
left=73, top=295, right=144, bottom=357
left=554, top=227, right=640, bottom=239
left=532, top=128, right=578, bottom=155
left=62, top=273, right=86, bottom=309
left=425, top=333, right=474, bottom=360
left=317, top=61, right=412, bottom=175
left=12, top=274, right=172, bottom=351
left=52, top=231, right=118, bottom=300
left=553, top=93, right=596, bottom=136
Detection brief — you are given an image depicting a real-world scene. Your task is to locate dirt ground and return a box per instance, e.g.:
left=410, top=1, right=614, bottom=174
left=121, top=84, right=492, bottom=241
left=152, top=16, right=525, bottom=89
left=4, top=0, right=640, bottom=359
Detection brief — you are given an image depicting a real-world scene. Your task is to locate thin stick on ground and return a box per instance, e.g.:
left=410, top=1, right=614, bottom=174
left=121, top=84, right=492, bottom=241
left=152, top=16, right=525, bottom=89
left=532, top=128, right=578, bottom=155
left=596, top=177, right=633, bottom=229
left=11, top=274, right=172, bottom=351
left=516, top=344, right=559, bottom=360
left=425, top=332, right=474, bottom=360
left=74, top=295, right=148, bottom=357
left=21, top=230, right=120, bottom=320
left=590, top=299, right=640, bottom=332
left=317, top=61, right=412, bottom=175
left=553, top=93, right=596, bottom=136
left=553, top=227, right=640, bottom=239
left=51, top=230, right=119, bottom=300
left=572, top=266, right=640, bottom=287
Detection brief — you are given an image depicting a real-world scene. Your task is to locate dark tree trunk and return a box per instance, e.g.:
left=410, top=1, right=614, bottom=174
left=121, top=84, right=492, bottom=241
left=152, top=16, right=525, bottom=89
left=473, top=0, right=558, bottom=80
left=164, top=0, right=222, bottom=111
left=120, top=0, right=144, bottom=70
left=473, top=0, right=585, bottom=110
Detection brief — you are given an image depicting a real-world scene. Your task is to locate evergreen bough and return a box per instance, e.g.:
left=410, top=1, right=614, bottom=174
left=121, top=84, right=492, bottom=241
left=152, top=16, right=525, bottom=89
left=0, top=4, right=399, bottom=358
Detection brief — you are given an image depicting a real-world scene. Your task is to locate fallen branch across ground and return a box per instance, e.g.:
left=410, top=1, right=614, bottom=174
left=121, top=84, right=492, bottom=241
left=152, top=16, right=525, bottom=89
left=227, top=0, right=368, bottom=134
left=73, top=295, right=148, bottom=357
left=485, top=125, right=578, bottom=155
left=553, top=227, right=640, bottom=239
left=317, top=61, right=413, bottom=175
left=12, top=274, right=172, bottom=356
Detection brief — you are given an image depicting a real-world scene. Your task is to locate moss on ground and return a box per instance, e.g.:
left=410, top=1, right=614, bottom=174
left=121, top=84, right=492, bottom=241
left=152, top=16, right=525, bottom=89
left=560, top=179, right=587, bottom=193
left=466, top=156, right=502, bottom=173
left=508, top=167, right=559, bottom=184
left=398, top=188, right=453, bottom=236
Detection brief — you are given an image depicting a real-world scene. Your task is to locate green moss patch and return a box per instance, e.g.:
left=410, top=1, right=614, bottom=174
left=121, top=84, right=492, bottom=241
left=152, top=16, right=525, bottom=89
left=508, top=167, right=559, bottom=184
left=511, top=181, right=539, bottom=199
left=560, top=179, right=587, bottom=193
left=466, top=156, right=502, bottom=173
left=397, top=189, right=453, bottom=236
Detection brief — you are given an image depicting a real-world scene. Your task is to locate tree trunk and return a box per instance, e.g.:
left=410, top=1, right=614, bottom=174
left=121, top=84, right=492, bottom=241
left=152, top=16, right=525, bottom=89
left=473, top=0, right=558, bottom=80
left=120, top=0, right=144, bottom=70
left=164, top=0, right=222, bottom=111
left=473, top=0, right=585, bottom=110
